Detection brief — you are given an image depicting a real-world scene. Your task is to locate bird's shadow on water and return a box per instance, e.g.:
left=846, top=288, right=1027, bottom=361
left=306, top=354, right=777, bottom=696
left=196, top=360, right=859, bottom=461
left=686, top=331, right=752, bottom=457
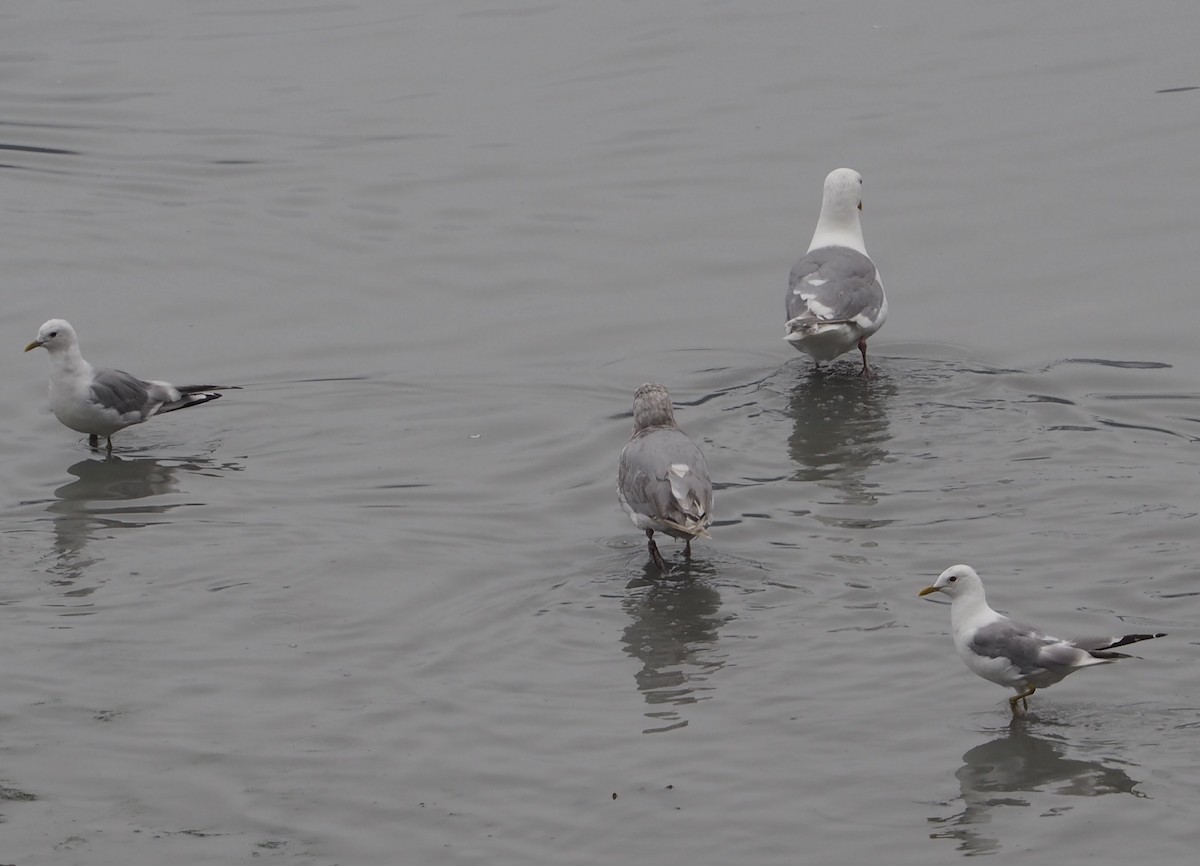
left=35, top=454, right=243, bottom=592
left=602, top=537, right=772, bottom=734
left=927, top=721, right=1145, bottom=856
left=618, top=567, right=732, bottom=734
left=782, top=360, right=897, bottom=509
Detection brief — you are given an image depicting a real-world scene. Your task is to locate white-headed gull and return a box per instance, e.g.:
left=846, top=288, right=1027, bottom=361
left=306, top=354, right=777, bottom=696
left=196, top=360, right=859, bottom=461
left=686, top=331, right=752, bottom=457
left=785, top=168, right=888, bottom=377
left=26, top=318, right=236, bottom=451
left=920, top=564, right=1165, bottom=717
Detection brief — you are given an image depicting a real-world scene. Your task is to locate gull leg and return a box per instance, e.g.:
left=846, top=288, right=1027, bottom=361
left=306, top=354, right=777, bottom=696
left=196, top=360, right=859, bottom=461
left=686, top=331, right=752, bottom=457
left=646, top=530, right=666, bottom=572
left=1009, top=685, right=1036, bottom=718
left=858, top=337, right=872, bottom=379
left=88, top=434, right=100, bottom=449
left=106, top=436, right=114, bottom=455
left=684, top=538, right=692, bottom=558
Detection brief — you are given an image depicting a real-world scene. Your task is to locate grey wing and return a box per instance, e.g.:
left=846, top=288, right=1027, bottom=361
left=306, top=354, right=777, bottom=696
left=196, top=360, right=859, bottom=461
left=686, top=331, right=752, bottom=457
left=968, top=619, right=1077, bottom=676
left=90, top=369, right=154, bottom=419
left=786, top=247, right=884, bottom=324
left=619, top=429, right=713, bottom=529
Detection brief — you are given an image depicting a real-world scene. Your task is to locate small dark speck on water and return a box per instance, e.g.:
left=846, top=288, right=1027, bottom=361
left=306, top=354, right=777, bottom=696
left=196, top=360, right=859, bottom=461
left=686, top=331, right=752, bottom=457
left=1156, top=86, right=1199, bottom=93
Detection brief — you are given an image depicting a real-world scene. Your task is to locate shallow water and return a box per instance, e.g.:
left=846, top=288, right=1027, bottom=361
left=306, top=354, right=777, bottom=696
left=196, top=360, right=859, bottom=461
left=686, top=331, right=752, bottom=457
left=1, top=1, right=1198, bottom=863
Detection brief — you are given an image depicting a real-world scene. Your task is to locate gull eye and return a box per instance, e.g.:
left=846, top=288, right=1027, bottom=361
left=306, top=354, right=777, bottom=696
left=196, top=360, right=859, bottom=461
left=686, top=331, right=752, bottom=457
left=947, top=575, right=957, bottom=583
left=48, top=331, right=58, bottom=338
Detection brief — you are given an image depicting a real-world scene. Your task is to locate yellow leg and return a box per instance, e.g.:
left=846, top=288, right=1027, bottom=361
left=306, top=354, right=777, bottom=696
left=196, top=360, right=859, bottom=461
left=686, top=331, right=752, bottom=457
left=1009, top=685, right=1036, bottom=717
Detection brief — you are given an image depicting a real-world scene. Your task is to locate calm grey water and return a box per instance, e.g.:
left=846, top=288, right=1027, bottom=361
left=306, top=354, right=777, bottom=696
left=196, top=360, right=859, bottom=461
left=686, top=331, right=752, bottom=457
left=1, top=2, right=1198, bottom=863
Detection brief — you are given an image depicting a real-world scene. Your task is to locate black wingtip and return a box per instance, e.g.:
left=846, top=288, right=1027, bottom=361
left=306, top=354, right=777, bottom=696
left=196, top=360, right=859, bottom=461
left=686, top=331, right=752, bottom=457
left=1104, top=632, right=1167, bottom=651
left=155, top=391, right=224, bottom=416
left=178, top=384, right=242, bottom=393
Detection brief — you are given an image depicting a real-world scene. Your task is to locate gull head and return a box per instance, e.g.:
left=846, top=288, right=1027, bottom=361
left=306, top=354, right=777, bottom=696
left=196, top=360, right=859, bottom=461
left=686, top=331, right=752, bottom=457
left=25, top=318, right=78, bottom=354
left=631, top=383, right=677, bottom=432
left=919, top=563, right=984, bottom=601
left=822, top=167, right=864, bottom=219
left=808, top=168, right=867, bottom=255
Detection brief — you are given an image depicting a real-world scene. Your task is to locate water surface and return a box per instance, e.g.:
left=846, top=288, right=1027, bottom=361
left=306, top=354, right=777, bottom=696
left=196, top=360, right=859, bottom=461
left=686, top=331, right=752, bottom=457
left=1, top=1, right=1198, bottom=863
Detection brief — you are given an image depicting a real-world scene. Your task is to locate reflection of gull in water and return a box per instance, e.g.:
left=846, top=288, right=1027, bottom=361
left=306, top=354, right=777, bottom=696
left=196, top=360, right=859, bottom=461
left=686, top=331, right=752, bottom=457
left=620, top=573, right=728, bottom=734
left=929, top=727, right=1143, bottom=856
left=55, top=456, right=182, bottom=504
left=787, top=372, right=894, bottom=506
left=43, top=456, right=238, bottom=589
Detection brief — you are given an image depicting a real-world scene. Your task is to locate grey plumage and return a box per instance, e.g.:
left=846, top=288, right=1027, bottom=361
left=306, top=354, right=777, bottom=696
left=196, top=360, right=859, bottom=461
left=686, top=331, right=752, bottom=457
left=617, top=384, right=713, bottom=571
left=89, top=370, right=154, bottom=418
left=90, top=369, right=223, bottom=421
left=786, top=247, right=886, bottom=333
left=971, top=622, right=1088, bottom=680
left=969, top=619, right=1166, bottom=682
left=619, top=431, right=711, bottom=537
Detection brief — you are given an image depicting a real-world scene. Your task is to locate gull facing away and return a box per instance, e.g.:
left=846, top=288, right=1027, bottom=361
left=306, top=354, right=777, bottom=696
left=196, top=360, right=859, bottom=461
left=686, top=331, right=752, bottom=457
left=617, top=383, right=713, bottom=572
left=25, top=318, right=237, bottom=452
left=919, top=564, right=1165, bottom=718
left=785, top=168, right=888, bottom=377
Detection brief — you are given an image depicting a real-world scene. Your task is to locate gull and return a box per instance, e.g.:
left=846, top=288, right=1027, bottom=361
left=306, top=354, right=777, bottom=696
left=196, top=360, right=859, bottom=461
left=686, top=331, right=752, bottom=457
left=785, top=167, right=888, bottom=377
left=617, top=383, right=713, bottom=572
left=25, top=318, right=236, bottom=452
left=919, top=564, right=1165, bottom=718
